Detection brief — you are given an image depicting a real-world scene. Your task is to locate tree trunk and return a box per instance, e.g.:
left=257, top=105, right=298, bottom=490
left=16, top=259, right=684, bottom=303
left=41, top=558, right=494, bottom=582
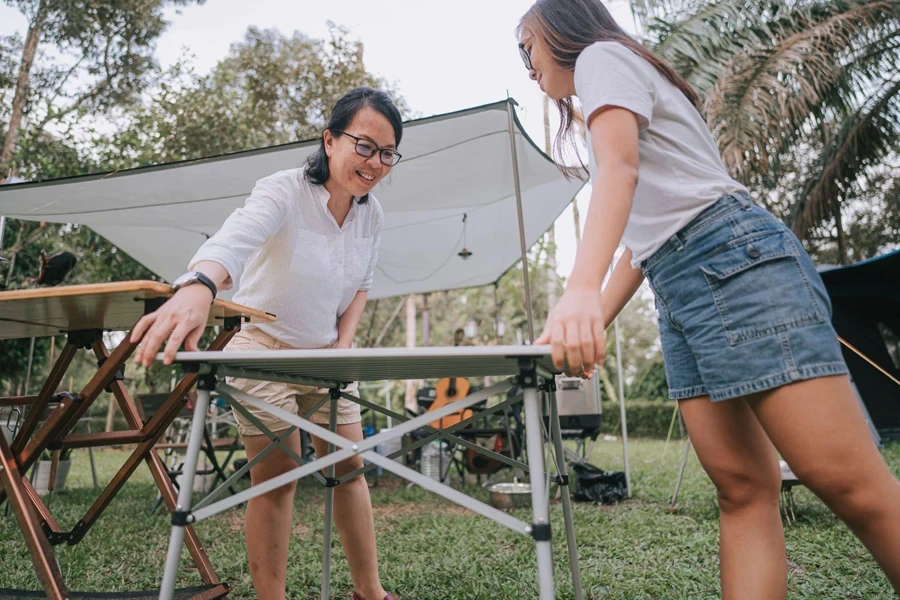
left=4, top=222, right=26, bottom=288
left=372, top=295, right=406, bottom=348
left=105, top=395, right=117, bottom=432
left=1, top=0, right=48, bottom=164
left=362, top=299, right=379, bottom=347
left=543, top=95, right=558, bottom=310
left=596, top=364, right=618, bottom=406
left=834, top=202, right=849, bottom=265
left=404, top=295, right=417, bottom=412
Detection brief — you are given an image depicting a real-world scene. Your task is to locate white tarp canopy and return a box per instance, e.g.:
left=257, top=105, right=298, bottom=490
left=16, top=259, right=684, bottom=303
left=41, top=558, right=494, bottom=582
left=0, top=99, right=583, bottom=300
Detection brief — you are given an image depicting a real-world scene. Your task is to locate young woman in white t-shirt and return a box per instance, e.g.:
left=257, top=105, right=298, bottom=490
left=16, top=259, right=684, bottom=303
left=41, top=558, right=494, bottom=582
left=132, top=88, right=399, bottom=600
left=518, top=1, right=900, bottom=597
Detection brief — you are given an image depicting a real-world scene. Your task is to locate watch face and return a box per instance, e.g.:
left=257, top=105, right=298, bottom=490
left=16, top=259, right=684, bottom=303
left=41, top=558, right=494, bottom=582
left=173, top=272, right=197, bottom=287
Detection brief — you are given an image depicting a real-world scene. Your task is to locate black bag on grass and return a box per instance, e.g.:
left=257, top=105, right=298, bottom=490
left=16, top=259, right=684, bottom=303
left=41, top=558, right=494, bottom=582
left=570, top=461, right=626, bottom=504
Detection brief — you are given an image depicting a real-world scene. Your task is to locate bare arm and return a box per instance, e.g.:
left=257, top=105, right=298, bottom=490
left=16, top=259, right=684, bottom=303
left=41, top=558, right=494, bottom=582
left=131, top=180, right=290, bottom=366
left=336, top=290, right=368, bottom=348
left=536, top=106, right=640, bottom=373
left=568, top=107, right=640, bottom=291
left=130, top=260, right=232, bottom=366
left=601, top=249, right=645, bottom=327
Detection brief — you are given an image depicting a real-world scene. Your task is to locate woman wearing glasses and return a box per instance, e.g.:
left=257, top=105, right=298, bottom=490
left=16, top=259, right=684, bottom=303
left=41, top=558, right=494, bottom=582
left=131, top=87, right=401, bottom=600
left=518, top=1, right=900, bottom=598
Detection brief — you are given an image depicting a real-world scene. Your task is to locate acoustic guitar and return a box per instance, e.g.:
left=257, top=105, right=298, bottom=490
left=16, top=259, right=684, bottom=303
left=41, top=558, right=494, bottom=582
left=427, top=376, right=473, bottom=430
left=426, top=376, right=514, bottom=475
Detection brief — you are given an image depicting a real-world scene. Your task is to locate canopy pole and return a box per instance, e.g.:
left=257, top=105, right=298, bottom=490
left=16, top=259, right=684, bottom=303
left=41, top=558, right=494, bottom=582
left=507, top=100, right=535, bottom=342
left=614, top=317, right=632, bottom=497
left=606, top=259, right=632, bottom=497
left=493, top=282, right=500, bottom=343
left=422, top=293, right=430, bottom=347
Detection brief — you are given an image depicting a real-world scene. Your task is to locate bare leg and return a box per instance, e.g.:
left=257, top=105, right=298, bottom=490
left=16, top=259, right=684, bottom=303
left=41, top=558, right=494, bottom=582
left=311, top=422, right=387, bottom=600
left=679, top=395, right=786, bottom=600
left=242, top=431, right=302, bottom=600
left=749, top=375, right=900, bottom=591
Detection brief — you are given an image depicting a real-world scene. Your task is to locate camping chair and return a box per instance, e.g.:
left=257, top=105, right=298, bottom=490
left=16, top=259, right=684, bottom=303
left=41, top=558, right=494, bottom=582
left=415, top=380, right=524, bottom=484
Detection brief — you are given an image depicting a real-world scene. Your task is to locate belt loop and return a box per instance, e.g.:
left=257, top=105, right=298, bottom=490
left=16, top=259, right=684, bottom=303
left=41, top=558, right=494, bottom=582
left=736, top=193, right=752, bottom=210
left=673, top=233, right=684, bottom=251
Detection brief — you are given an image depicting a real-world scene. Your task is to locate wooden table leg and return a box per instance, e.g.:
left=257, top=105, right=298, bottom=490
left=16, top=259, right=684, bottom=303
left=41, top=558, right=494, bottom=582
left=0, top=432, right=67, bottom=599
left=64, top=325, right=239, bottom=586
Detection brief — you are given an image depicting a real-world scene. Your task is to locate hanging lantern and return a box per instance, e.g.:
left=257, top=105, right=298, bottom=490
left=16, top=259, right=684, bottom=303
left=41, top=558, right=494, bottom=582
left=457, top=213, right=473, bottom=260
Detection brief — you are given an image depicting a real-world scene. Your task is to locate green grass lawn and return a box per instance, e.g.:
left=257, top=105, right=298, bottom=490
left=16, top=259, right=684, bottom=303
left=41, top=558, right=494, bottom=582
left=1, top=439, right=898, bottom=599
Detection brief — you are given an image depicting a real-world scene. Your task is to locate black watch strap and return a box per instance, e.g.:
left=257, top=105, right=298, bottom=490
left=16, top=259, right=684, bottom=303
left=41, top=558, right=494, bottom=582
left=193, top=271, right=218, bottom=302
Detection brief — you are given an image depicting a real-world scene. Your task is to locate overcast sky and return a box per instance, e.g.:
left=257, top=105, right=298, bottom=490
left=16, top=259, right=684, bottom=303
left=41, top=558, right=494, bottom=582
left=0, top=0, right=638, bottom=278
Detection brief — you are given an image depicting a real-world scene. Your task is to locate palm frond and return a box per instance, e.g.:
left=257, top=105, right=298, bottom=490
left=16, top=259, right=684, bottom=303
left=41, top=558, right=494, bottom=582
left=704, top=1, right=900, bottom=178
left=643, top=1, right=798, bottom=94
left=792, top=75, right=900, bottom=237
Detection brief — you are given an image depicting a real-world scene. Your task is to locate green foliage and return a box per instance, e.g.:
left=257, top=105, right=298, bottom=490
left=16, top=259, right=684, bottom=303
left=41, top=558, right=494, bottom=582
left=99, top=24, right=411, bottom=168
left=2, top=0, right=206, bottom=159
left=1, top=22, right=408, bottom=396
left=627, top=359, right=669, bottom=402
left=633, top=0, right=900, bottom=263
left=0, top=336, right=51, bottom=392
left=603, top=283, right=661, bottom=394
left=601, top=399, right=679, bottom=439
left=2, top=441, right=898, bottom=597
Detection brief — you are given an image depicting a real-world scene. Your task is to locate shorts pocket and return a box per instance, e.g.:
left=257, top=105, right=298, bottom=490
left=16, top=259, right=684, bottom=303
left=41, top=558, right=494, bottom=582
left=224, top=331, right=253, bottom=352
left=225, top=328, right=278, bottom=352
left=700, top=229, right=825, bottom=345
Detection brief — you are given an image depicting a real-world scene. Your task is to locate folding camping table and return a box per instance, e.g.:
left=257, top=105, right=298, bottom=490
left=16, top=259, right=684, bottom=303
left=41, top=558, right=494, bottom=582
left=0, top=281, right=273, bottom=599
left=160, top=345, right=585, bottom=600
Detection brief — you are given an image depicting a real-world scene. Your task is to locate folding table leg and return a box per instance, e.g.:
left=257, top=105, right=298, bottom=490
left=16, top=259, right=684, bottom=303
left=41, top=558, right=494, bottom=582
left=671, top=438, right=692, bottom=508
left=548, top=388, right=584, bottom=600
left=519, top=363, right=555, bottom=600
left=146, top=450, right=223, bottom=587
left=0, top=432, right=67, bottom=599
left=160, top=381, right=214, bottom=600
left=320, top=389, right=339, bottom=600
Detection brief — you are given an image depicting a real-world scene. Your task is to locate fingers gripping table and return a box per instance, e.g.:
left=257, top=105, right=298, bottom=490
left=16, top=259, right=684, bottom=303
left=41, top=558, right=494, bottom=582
left=0, top=281, right=273, bottom=599
left=161, top=346, right=586, bottom=600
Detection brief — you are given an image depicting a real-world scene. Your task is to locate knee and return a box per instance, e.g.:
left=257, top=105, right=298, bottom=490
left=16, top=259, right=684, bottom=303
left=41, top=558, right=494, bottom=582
left=334, top=456, right=366, bottom=485
left=253, top=475, right=298, bottom=498
left=708, top=464, right=781, bottom=514
left=250, top=459, right=300, bottom=497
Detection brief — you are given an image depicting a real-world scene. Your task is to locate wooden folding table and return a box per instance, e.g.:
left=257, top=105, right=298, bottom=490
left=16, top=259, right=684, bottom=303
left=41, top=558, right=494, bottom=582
left=0, top=281, right=272, bottom=599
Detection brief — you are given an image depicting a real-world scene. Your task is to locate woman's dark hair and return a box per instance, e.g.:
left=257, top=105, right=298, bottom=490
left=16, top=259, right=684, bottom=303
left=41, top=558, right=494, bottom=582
left=306, top=87, right=403, bottom=203
left=518, top=0, right=700, bottom=180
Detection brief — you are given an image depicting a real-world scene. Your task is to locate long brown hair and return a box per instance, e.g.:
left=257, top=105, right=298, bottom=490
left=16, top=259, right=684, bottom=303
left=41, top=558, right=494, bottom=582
left=518, top=0, right=699, bottom=179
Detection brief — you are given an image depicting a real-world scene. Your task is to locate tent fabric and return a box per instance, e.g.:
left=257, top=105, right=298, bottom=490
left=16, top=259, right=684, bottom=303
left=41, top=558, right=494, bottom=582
left=0, top=100, right=584, bottom=300
left=819, top=250, right=900, bottom=438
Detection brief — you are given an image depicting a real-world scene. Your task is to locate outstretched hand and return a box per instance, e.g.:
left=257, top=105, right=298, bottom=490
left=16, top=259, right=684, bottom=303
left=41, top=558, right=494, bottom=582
left=131, top=284, right=213, bottom=367
left=535, top=286, right=606, bottom=378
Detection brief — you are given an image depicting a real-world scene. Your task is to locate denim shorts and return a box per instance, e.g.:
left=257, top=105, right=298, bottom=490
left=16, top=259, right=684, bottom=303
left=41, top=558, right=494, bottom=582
left=640, top=194, right=848, bottom=401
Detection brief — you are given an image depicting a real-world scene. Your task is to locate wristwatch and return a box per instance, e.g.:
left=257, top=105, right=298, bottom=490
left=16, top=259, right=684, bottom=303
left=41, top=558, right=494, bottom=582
left=172, top=271, right=217, bottom=302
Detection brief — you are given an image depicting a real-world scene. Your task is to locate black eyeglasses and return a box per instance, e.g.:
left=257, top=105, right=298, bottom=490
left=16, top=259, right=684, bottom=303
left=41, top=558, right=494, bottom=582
left=331, top=130, right=402, bottom=166
left=518, top=41, right=533, bottom=71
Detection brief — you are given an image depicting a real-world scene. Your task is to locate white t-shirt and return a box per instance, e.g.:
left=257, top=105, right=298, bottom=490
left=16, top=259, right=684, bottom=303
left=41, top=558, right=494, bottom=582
left=189, top=167, right=383, bottom=348
left=574, top=41, right=748, bottom=267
